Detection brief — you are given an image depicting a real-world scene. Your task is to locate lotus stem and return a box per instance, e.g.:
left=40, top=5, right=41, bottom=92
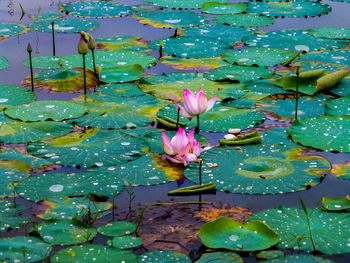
left=295, top=66, right=300, bottom=121
left=91, top=49, right=96, bottom=75
left=159, top=40, right=163, bottom=59
left=195, top=115, right=200, bottom=134
left=176, top=107, right=180, bottom=129
left=51, top=20, right=56, bottom=56
left=174, top=28, right=178, bottom=38
left=27, top=43, right=34, bottom=92
left=82, top=54, right=87, bottom=98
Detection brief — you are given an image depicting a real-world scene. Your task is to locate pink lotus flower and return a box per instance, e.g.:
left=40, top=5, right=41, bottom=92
left=175, top=88, right=217, bottom=121
left=162, top=128, right=203, bottom=166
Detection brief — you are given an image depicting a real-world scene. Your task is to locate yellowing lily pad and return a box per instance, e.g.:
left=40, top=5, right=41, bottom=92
left=96, top=36, right=149, bottom=52
left=0, top=23, right=29, bottom=37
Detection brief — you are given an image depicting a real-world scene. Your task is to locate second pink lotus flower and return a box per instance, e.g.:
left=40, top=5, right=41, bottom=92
left=162, top=127, right=203, bottom=166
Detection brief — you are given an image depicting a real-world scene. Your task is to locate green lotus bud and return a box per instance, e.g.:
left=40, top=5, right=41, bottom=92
left=78, top=35, right=88, bottom=55
left=79, top=31, right=89, bottom=42
left=87, top=34, right=96, bottom=50
left=27, top=43, right=32, bottom=53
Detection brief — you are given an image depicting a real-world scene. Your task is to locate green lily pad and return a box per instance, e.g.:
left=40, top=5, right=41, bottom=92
left=96, top=36, right=149, bottom=52
left=24, top=68, right=99, bottom=93
left=139, top=72, right=248, bottom=101
left=71, top=94, right=165, bottom=129
left=329, top=77, right=350, bottom=97
left=0, top=56, right=10, bottom=70
left=30, top=19, right=99, bottom=33
left=37, top=219, right=96, bottom=245
left=148, top=36, right=231, bottom=58
left=60, top=49, right=156, bottom=70
left=256, top=250, right=284, bottom=260
left=0, top=159, right=31, bottom=183
left=30, top=12, right=65, bottom=20
left=202, top=2, right=246, bottom=14
left=288, top=116, right=350, bottom=152
left=143, top=0, right=226, bottom=9
left=184, top=144, right=330, bottom=194
left=52, top=244, right=137, bottom=263
left=60, top=1, right=131, bottom=18
left=133, top=10, right=208, bottom=28
left=36, top=196, right=111, bottom=220
left=322, top=196, right=350, bottom=211
left=246, top=1, right=331, bottom=18
left=17, top=170, right=124, bottom=202
left=308, top=27, right=350, bottom=40
left=160, top=56, right=227, bottom=71
left=204, top=65, right=274, bottom=82
left=301, top=49, right=350, bottom=67
left=275, top=61, right=348, bottom=76
left=107, top=236, right=142, bottom=249
left=214, top=14, right=274, bottom=28
left=97, top=221, right=136, bottom=237
left=195, top=252, right=243, bottom=263
left=181, top=24, right=255, bottom=45
left=0, top=85, right=36, bottom=109
left=326, top=95, right=350, bottom=116
left=0, top=200, right=29, bottom=232
left=243, top=30, right=349, bottom=52
left=223, top=47, right=296, bottom=67
left=4, top=100, right=87, bottom=122
left=0, top=148, right=51, bottom=169
left=250, top=207, right=350, bottom=254
left=138, top=250, right=192, bottom=263
left=0, top=23, right=29, bottom=37
left=256, top=94, right=327, bottom=122
left=199, top=216, right=279, bottom=251
left=0, top=236, right=51, bottom=262
left=263, top=254, right=335, bottom=263
left=23, top=56, right=62, bottom=69
left=27, top=128, right=146, bottom=168
left=96, top=83, right=146, bottom=97
left=331, top=161, right=350, bottom=180
left=99, top=64, right=144, bottom=83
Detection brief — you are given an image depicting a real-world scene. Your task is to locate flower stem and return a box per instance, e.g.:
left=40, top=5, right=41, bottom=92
left=82, top=54, right=87, bottom=99
left=91, top=49, right=96, bottom=75
left=176, top=107, right=180, bottom=129
left=295, top=66, right=300, bottom=121
left=195, top=115, right=200, bottom=134
left=51, top=20, right=55, bottom=56
left=28, top=51, right=34, bottom=92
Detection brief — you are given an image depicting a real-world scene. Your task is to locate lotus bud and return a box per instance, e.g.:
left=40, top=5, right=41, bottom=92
left=79, top=31, right=89, bottom=42
left=27, top=43, right=32, bottom=53
left=78, top=35, right=88, bottom=55
left=87, top=34, right=96, bottom=50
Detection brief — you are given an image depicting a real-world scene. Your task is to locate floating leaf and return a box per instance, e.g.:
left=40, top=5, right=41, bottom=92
left=204, top=64, right=274, bottom=82
left=250, top=207, right=350, bottom=254
left=17, top=171, right=124, bottom=202
left=246, top=1, right=332, bottom=18
left=256, top=250, right=284, bottom=260
left=37, top=219, right=97, bottom=245
left=0, top=148, right=51, bottom=169
left=202, top=2, right=246, bottom=14
left=223, top=47, right=296, bottom=67
left=107, top=236, right=142, bottom=249
left=196, top=252, right=243, bottom=263
left=0, top=56, right=10, bottom=70
left=138, top=250, right=192, bottom=263
left=160, top=56, right=226, bottom=71
left=289, top=116, right=350, bottom=152
left=96, top=36, right=149, bottom=52
left=199, top=217, right=279, bottom=251
left=322, top=196, right=350, bottom=211
left=184, top=144, right=330, bottom=194
left=27, top=128, right=146, bottom=168
left=329, top=77, right=350, bottom=97
left=30, top=13, right=65, bottom=20
left=326, top=95, right=350, bottom=116
left=0, top=236, right=51, bottom=262
left=98, top=221, right=136, bottom=237
left=52, top=244, right=137, bottom=263
left=30, top=19, right=99, bottom=33
left=148, top=36, right=231, bottom=58
left=331, top=161, right=350, bottom=180
left=133, top=10, right=208, bottom=28
left=0, top=23, right=29, bottom=37
left=308, top=27, right=350, bottom=40
left=96, top=83, right=146, bottom=97
left=5, top=100, right=88, bottom=121
left=243, top=30, right=349, bottom=52
left=263, top=254, right=335, bottom=263
left=99, top=64, right=144, bottom=83
left=301, top=49, right=350, bottom=67
left=60, top=1, right=132, bottom=18
left=0, top=200, right=29, bottom=232
left=0, top=85, right=35, bottom=109
left=214, top=14, right=274, bottom=28
left=142, top=0, right=226, bottom=9
left=23, top=56, right=62, bottom=69
left=275, top=61, right=348, bottom=76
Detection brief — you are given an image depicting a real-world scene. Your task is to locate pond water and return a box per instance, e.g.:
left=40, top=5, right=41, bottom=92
left=0, top=0, right=350, bottom=262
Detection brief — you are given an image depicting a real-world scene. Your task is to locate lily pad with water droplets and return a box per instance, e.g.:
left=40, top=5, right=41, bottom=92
left=0, top=158, right=31, bottom=183
left=223, top=47, right=296, bottom=67
left=322, top=196, right=350, bottom=211
left=138, top=250, right=192, bottom=263
left=96, top=36, right=149, bottom=52
left=17, top=170, right=124, bottom=202
left=27, top=128, right=146, bottom=168
left=37, top=219, right=97, bottom=245
left=4, top=100, right=87, bottom=122
left=0, top=236, right=51, bottom=262
left=326, top=95, right=350, bottom=116
left=139, top=72, right=248, bottom=101
left=52, top=244, right=137, bottom=263
left=199, top=216, right=279, bottom=251
left=160, top=56, right=227, bottom=71
left=0, top=23, right=29, bottom=37
left=143, top=0, right=226, bottom=9
left=148, top=36, right=231, bottom=59
left=133, top=10, right=208, bottom=29
left=30, top=19, right=99, bottom=33
left=0, top=148, right=51, bottom=169
left=23, top=68, right=100, bottom=93
left=214, top=14, right=274, bottom=28
left=0, top=200, right=29, bottom=232
left=99, top=64, right=144, bottom=83
left=308, top=27, right=350, bottom=40
left=204, top=64, right=274, bottom=82
left=0, top=56, right=10, bottom=70
left=96, top=83, right=146, bottom=97
left=288, top=116, right=350, bottom=152
left=60, top=49, right=156, bottom=70
left=107, top=236, right=142, bottom=249
left=23, top=56, right=62, bottom=69
left=250, top=207, right=350, bottom=254
left=263, top=254, right=335, bottom=263
left=300, top=49, right=350, bottom=67
left=246, top=1, right=331, bottom=18
left=60, top=1, right=131, bottom=18
left=97, top=221, right=136, bottom=237
left=184, top=144, right=330, bottom=194
left=202, top=2, right=246, bottom=14
left=243, top=30, right=349, bottom=52
left=30, top=12, right=65, bottom=20
left=196, top=252, right=243, bottom=263
left=0, top=85, right=36, bottom=109
left=329, top=77, right=350, bottom=97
